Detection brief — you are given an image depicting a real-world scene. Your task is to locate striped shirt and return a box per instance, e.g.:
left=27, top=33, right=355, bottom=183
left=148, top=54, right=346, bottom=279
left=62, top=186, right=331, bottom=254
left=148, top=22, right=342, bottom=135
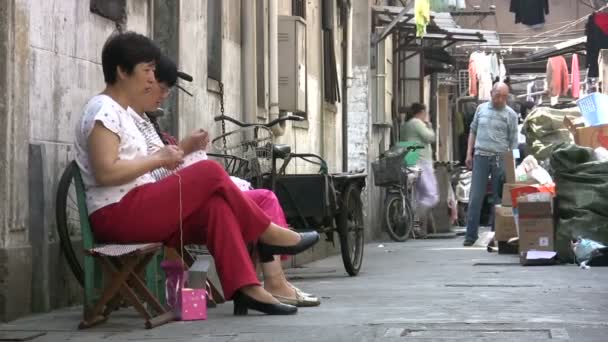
left=127, top=108, right=173, bottom=181
left=470, top=102, right=519, bottom=155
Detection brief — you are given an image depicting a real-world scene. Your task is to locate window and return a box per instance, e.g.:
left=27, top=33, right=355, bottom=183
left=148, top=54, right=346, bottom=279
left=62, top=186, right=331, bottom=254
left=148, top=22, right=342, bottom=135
left=207, top=0, right=222, bottom=81
left=292, top=0, right=306, bottom=19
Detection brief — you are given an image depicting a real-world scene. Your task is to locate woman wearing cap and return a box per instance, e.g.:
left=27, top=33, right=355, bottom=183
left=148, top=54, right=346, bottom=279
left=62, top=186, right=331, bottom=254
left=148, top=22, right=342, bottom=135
left=75, top=31, right=320, bottom=316
left=129, top=54, right=320, bottom=308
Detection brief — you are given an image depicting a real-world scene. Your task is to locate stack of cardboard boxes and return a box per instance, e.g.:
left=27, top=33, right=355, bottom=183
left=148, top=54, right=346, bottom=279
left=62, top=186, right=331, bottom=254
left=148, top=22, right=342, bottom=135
left=494, top=150, right=557, bottom=265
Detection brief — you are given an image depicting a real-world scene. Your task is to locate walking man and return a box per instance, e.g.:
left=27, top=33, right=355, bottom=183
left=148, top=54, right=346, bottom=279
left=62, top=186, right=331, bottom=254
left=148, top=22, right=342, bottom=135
left=463, top=82, right=518, bottom=246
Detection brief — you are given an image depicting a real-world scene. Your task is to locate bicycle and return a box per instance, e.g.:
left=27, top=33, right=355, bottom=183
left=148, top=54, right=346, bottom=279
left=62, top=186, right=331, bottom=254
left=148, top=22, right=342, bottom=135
left=372, top=146, right=424, bottom=242
left=211, top=114, right=367, bottom=276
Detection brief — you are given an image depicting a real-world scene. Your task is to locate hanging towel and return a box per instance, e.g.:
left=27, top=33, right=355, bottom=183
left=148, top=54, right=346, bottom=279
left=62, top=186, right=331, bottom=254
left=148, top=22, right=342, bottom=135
left=546, top=56, right=569, bottom=97
left=415, top=0, right=431, bottom=37
left=571, top=54, right=580, bottom=99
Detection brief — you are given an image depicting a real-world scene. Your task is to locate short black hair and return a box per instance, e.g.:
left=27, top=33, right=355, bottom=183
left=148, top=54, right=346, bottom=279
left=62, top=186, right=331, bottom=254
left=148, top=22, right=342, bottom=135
left=101, top=31, right=161, bottom=85
left=407, top=103, right=426, bottom=121
left=154, top=55, right=193, bottom=94
left=155, top=55, right=179, bottom=87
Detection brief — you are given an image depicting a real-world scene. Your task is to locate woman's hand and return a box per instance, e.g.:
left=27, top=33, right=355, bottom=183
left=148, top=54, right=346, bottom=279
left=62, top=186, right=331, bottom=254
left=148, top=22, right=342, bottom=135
left=154, top=145, right=184, bottom=170
left=180, top=129, right=210, bottom=155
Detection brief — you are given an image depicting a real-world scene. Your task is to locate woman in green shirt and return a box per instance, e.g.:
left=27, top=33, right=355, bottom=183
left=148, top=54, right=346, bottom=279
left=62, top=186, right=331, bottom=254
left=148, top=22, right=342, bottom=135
left=400, top=103, right=439, bottom=235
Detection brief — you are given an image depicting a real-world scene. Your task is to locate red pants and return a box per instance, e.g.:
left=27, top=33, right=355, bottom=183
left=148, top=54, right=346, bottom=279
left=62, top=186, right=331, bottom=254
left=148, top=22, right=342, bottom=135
left=90, top=161, right=271, bottom=299
left=244, top=189, right=289, bottom=261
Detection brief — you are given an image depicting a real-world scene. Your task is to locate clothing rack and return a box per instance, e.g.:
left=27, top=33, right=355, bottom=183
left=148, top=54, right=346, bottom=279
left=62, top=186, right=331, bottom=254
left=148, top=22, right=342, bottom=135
left=516, top=90, right=547, bottom=99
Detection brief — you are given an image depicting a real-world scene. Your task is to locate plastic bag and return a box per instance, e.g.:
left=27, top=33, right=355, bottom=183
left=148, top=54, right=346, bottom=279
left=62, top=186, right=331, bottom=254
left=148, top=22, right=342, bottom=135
left=551, top=144, right=608, bottom=261
left=161, top=260, right=188, bottom=319
left=515, top=155, right=553, bottom=184
left=572, top=238, right=606, bottom=263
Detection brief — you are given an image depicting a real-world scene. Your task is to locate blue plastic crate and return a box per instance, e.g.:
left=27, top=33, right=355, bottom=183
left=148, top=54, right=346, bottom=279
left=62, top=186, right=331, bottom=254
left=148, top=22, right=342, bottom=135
left=576, top=92, right=608, bottom=126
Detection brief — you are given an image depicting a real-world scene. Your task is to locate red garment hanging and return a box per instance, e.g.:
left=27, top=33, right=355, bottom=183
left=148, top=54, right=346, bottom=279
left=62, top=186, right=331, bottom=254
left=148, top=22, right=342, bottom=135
left=571, top=54, right=580, bottom=99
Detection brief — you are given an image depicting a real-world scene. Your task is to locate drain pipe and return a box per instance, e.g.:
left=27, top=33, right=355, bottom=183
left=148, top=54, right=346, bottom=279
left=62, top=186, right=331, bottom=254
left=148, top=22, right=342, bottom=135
left=268, top=0, right=285, bottom=136
left=242, top=0, right=256, bottom=123
left=342, top=4, right=353, bottom=171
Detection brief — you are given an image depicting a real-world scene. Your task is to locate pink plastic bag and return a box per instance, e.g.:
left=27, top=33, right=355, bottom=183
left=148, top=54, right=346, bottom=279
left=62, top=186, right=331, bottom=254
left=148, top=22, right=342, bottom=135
left=161, top=260, right=207, bottom=321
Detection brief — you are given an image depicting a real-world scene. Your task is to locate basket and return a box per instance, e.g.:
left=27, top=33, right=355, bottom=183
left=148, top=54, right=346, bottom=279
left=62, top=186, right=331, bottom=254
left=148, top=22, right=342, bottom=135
left=576, top=92, right=608, bottom=126
left=371, top=154, right=404, bottom=187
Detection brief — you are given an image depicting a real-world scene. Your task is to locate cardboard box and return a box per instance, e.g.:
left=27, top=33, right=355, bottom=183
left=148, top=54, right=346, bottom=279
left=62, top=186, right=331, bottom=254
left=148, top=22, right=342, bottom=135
left=575, top=125, right=608, bottom=149
left=502, top=182, right=536, bottom=207
left=517, top=194, right=555, bottom=265
left=564, top=116, right=608, bottom=149
left=494, top=205, right=517, bottom=241
left=519, top=218, right=555, bottom=265
left=502, top=150, right=517, bottom=184
left=510, top=184, right=555, bottom=208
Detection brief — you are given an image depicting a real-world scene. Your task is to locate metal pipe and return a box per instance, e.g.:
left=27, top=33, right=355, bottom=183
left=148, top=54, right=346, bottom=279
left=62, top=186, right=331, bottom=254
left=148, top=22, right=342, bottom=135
left=242, top=0, right=256, bottom=124
left=342, top=4, right=353, bottom=171
left=346, top=3, right=353, bottom=88
left=268, top=0, right=285, bottom=136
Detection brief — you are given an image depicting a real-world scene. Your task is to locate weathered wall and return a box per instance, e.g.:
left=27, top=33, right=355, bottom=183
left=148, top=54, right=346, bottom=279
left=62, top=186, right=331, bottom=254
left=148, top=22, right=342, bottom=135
left=349, top=0, right=389, bottom=240
left=275, top=0, right=344, bottom=175
left=177, top=0, right=242, bottom=141
left=17, top=0, right=150, bottom=320
left=1, top=0, right=352, bottom=321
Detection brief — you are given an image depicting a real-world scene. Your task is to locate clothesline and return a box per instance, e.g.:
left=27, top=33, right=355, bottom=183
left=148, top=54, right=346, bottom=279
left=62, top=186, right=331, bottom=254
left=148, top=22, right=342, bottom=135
left=511, top=4, right=608, bottom=45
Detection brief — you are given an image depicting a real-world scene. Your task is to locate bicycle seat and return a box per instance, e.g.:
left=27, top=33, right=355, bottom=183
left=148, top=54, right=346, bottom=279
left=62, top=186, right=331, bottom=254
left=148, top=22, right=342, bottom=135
left=273, top=144, right=291, bottom=159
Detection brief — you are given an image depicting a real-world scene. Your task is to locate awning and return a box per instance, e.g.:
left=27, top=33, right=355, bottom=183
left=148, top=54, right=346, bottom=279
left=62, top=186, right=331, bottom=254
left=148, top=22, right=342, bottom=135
left=526, top=36, right=586, bottom=61
left=371, top=5, right=492, bottom=46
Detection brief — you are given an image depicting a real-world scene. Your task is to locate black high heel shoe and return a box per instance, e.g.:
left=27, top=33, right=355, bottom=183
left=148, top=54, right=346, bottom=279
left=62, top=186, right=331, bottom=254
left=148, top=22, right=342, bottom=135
left=233, top=291, right=297, bottom=316
left=258, top=231, right=320, bottom=263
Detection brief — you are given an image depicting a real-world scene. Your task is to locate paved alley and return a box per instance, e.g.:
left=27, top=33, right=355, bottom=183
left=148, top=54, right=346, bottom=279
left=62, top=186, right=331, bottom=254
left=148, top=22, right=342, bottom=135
left=1, top=237, right=607, bottom=341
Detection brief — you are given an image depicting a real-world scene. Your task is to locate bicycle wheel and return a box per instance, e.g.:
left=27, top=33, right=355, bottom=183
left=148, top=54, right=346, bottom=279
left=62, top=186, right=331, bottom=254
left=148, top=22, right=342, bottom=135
left=338, top=183, right=365, bottom=276
left=384, top=193, right=414, bottom=242
left=55, top=162, right=85, bottom=286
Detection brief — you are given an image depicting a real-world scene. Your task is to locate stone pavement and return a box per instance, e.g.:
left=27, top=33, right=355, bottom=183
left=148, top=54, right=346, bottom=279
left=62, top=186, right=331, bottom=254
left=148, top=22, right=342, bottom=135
left=1, top=237, right=607, bottom=341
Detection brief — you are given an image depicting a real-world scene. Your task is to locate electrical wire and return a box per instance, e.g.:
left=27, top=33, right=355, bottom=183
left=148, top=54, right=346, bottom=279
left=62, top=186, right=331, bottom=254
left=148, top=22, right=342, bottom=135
left=510, top=4, right=608, bottom=45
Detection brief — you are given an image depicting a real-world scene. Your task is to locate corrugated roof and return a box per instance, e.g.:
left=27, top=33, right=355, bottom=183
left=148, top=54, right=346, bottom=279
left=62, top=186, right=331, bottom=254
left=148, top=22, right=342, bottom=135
left=526, top=36, right=586, bottom=61
left=372, top=5, right=496, bottom=44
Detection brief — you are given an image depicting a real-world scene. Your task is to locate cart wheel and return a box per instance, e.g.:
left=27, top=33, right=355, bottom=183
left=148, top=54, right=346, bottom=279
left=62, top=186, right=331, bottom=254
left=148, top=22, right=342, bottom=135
left=55, top=162, right=85, bottom=286
left=384, top=193, right=414, bottom=242
left=338, top=183, right=365, bottom=276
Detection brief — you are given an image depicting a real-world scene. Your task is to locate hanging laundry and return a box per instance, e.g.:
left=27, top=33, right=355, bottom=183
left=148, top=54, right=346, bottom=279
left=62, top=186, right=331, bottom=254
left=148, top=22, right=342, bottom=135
left=489, top=53, right=500, bottom=81
left=477, top=53, right=492, bottom=101
left=526, top=81, right=536, bottom=102
left=415, top=0, right=431, bottom=38
left=546, top=56, right=569, bottom=97
left=509, top=0, right=549, bottom=27
left=585, top=12, right=608, bottom=78
left=571, top=54, right=580, bottom=99
left=468, top=54, right=477, bottom=96
left=499, top=57, right=507, bottom=82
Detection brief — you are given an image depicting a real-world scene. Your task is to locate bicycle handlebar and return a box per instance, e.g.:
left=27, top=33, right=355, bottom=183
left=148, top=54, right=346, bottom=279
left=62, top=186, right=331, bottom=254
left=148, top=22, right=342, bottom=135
left=213, top=114, right=304, bottom=128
